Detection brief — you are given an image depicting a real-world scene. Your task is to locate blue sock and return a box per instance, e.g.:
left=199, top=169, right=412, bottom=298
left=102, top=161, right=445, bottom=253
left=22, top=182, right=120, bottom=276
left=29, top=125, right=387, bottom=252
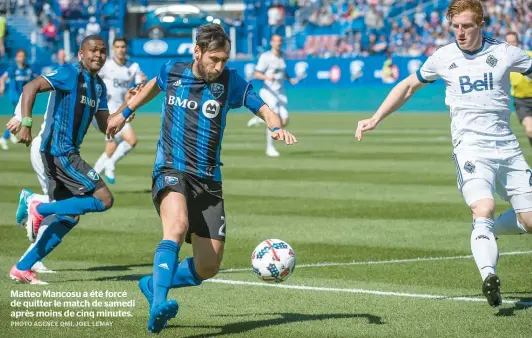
left=148, top=257, right=203, bottom=292
left=17, top=215, right=78, bottom=270
left=37, top=196, right=106, bottom=216
left=152, top=240, right=180, bottom=308
left=2, top=128, right=9, bottom=139
left=171, top=257, right=204, bottom=288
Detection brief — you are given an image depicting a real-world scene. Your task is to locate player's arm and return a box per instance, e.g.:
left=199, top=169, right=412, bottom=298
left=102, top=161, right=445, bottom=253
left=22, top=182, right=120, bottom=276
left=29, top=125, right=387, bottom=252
left=355, top=73, right=426, bottom=141
left=253, top=54, right=273, bottom=81
left=106, top=78, right=161, bottom=138
left=508, top=46, right=532, bottom=80
left=231, top=69, right=296, bottom=144
left=17, top=77, right=54, bottom=146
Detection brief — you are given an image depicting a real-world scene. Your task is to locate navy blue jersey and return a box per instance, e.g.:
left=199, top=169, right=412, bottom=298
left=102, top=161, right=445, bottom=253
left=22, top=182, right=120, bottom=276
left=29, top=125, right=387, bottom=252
left=5, top=64, right=36, bottom=105
left=40, top=63, right=108, bottom=156
left=154, top=61, right=265, bottom=182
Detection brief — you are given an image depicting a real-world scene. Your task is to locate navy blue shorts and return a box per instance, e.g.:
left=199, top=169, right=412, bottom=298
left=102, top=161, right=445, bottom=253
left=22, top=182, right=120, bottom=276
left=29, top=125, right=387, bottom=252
left=41, top=152, right=106, bottom=201
left=152, top=168, right=225, bottom=244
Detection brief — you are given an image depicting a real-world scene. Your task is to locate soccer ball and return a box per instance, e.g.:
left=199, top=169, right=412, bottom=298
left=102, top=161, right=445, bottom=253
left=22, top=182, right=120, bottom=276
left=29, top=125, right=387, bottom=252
left=251, top=239, right=296, bottom=283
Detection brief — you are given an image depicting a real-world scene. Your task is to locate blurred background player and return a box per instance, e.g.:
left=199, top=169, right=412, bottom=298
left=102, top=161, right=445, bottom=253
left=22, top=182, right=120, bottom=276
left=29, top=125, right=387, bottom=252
left=0, top=49, right=36, bottom=150
left=246, top=34, right=298, bottom=157
left=93, top=37, right=146, bottom=184
left=506, top=32, right=532, bottom=148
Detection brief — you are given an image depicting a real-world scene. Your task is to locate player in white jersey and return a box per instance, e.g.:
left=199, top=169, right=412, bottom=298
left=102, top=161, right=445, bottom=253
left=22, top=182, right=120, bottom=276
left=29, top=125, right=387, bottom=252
left=247, top=34, right=299, bottom=157
left=355, top=0, right=532, bottom=307
left=6, top=94, right=55, bottom=273
left=93, top=37, right=145, bottom=183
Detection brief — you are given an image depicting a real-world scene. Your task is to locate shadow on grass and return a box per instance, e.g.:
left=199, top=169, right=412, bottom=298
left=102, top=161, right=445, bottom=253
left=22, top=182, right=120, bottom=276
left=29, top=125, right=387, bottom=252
left=172, top=312, right=384, bottom=337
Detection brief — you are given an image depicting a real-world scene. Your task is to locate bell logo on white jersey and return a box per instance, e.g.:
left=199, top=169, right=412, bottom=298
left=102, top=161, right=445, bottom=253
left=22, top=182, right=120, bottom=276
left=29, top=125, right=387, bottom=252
left=459, top=73, right=494, bottom=94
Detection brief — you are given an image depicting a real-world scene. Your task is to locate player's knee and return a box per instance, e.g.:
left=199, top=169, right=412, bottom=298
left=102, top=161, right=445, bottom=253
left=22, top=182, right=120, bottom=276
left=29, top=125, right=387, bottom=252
left=470, top=199, right=495, bottom=219
left=163, top=219, right=189, bottom=242
left=194, top=260, right=220, bottom=279
left=127, top=138, right=137, bottom=148
left=98, top=193, right=114, bottom=210
left=517, top=212, right=532, bottom=232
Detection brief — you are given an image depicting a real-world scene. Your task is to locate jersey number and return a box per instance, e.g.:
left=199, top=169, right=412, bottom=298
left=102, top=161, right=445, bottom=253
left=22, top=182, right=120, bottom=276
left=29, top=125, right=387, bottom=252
left=218, top=216, right=226, bottom=237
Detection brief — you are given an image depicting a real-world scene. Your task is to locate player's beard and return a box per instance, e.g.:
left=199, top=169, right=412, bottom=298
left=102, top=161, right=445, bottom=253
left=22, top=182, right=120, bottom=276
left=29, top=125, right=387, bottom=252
left=197, top=60, right=219, bottom=82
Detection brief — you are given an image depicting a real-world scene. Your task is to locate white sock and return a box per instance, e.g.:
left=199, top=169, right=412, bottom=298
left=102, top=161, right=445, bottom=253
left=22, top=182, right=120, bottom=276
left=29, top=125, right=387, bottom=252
left=471, top=218, right=499, bottom=281
left=109, top=141, right=133, bottom=165
left=31, top=194, right=49, bottom=203
left=94, top=153, right=110, bottom=174
left=266, top=128, right=274, bottom=150
left=494, top=209, right=528, bottom=236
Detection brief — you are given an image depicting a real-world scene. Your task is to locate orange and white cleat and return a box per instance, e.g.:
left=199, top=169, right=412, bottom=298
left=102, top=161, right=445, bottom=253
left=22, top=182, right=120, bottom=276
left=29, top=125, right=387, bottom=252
left=26, top=200, right=44, bottom=243
left=10, top=265, right=48, bottom=285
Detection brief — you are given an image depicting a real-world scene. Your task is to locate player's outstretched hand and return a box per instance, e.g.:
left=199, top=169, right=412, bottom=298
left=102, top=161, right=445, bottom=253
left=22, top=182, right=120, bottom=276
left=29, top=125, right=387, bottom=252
left=17, top=126, right=32, bottom=146
left=355, top=118, right=378, bottom=141
left=271, top=128, right=297, bottom=145
left=6, top=117, right=21, bottom=134
left=125, top=84, right=144, bottom=104
left=106, top=113, right=127, bottom=139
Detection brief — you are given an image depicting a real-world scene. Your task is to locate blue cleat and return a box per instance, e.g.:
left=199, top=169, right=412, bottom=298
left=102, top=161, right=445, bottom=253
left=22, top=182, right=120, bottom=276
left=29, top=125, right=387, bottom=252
left=139, top=276, right=154, bottom=310
left=148, top=300, right=178, bottom=334
left=16, top=189, right=34, bottom=226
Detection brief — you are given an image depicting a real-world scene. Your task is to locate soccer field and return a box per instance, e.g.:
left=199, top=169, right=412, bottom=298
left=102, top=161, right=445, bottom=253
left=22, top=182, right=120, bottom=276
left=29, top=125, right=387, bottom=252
left=1, top=113, right=531, bottom=337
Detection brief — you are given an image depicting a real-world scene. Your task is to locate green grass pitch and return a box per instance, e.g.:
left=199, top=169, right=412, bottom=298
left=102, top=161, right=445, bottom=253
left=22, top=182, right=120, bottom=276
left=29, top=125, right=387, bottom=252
left=1, top=113, right=531, bottom=337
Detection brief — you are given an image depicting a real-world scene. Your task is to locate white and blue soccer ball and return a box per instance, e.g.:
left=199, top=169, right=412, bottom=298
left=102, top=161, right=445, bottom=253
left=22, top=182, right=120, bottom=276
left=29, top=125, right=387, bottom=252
left=251, top=239, right=296, bottom=283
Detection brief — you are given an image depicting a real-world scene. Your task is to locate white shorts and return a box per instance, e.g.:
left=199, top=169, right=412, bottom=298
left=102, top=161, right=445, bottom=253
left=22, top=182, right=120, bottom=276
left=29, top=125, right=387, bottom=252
left=259, top=88, right=288, bottom=120
left=30, top=135, right=48, bottom=195
left=105, top=122, right=131, bottom=143
left=452, top=148, right=532, bottom=212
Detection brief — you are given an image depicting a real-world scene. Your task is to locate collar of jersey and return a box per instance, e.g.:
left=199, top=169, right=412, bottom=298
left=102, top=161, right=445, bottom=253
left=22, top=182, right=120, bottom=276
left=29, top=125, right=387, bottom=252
left=455, top=37, right=485, bottom=56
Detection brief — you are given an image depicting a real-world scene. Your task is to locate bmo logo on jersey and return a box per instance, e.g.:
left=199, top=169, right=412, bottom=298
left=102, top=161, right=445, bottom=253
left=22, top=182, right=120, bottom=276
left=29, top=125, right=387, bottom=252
left=113, top=79, right=130, bottom=88
left=80, top=95, right=96, bottom=107
left=459, top=72, right=494, bottom=94
left=167, top=95, right=198, bottom=110
left=202, top=100, right=220, bottom=119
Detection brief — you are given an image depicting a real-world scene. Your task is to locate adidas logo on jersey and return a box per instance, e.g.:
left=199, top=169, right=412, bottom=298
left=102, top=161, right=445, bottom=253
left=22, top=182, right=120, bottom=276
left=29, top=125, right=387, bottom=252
left=158, top=263, right=169, bottom=270
left=448, top=63, right=457, bottom=70
left=173, top=80, right=182, bottom=87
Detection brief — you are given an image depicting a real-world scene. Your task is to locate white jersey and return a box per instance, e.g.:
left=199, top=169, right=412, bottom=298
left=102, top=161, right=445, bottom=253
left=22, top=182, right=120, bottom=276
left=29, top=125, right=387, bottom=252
left=417, top=37, right=532, bottom=149
left=99, top=59, right=143, bottom=113
left=255, top=50, right=287, bottom=93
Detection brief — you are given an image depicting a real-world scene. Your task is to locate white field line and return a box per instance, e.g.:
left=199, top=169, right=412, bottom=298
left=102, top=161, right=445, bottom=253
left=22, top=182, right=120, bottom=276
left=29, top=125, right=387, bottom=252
left=219, top=250, right=532, bottom=273
left=207, top=279, right=532, bottom=306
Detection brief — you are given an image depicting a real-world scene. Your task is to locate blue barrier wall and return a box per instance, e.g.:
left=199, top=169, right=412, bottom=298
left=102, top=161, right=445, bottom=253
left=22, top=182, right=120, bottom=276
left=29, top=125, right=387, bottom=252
left=0, top=56, right=449, bottom=115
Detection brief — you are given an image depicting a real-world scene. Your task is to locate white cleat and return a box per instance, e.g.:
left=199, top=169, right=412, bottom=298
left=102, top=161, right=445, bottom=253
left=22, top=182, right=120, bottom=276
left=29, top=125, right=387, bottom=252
left=104, top=162, right=116, bottom=184
left=31, top=261, right=56, bottom=274
left=247, top=115, right=265, bottom=127
left=0, top=138, right=8, bottom=150
left=266, top=148, right=280, bottom=157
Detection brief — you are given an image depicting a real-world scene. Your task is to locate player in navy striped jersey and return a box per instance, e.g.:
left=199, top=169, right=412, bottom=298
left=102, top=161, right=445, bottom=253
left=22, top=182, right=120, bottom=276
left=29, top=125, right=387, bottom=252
left=9, top=35, right=128, bottom=285
left=106, top=24, right=297, bottom=333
